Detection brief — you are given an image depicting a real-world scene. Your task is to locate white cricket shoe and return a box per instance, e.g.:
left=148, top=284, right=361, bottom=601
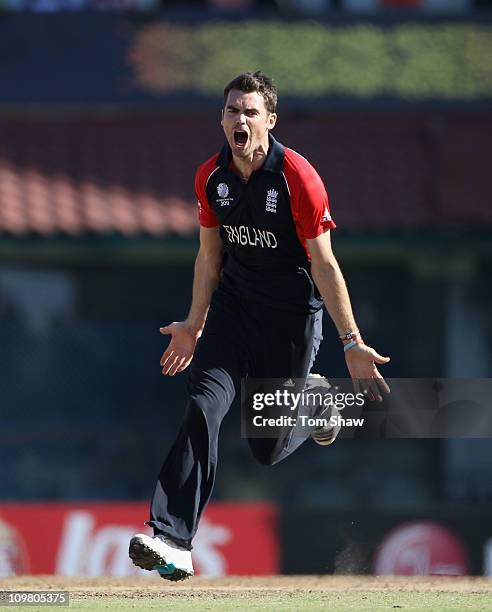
left=305, top=373, right=341, bottom=446
left=129, top=533, right=194, bottom=581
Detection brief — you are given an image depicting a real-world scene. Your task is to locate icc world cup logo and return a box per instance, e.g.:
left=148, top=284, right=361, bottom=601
left=217, top=183, right=229, bottom=199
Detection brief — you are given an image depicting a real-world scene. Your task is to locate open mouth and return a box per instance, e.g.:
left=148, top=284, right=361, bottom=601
left=234, top=130, right=248, bottom=147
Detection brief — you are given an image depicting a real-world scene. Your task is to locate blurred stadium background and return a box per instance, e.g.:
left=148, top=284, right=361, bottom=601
left=0, top=0, right=491, bottom=580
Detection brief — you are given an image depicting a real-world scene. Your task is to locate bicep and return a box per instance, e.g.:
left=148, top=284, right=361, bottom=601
left=199, top=226, right=223, bottom=263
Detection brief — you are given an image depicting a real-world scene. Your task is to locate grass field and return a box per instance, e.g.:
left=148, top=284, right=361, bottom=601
left=2, top=576, right=492, bottom=611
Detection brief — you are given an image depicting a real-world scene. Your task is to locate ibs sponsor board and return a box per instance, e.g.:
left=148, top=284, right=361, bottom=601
left=0, top=502, right=278, bottom=577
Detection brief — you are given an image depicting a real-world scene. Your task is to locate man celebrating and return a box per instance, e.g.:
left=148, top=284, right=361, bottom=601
left=129, top=71, right=390, bottom=580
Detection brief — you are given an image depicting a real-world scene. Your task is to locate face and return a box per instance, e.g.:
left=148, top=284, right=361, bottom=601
left=221, top=89, right=277, bottom=159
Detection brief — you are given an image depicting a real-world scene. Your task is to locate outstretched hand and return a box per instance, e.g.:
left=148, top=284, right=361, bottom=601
left=345, top=344, right=390, bottom=402
left=159, top=322, right=199, bottom=376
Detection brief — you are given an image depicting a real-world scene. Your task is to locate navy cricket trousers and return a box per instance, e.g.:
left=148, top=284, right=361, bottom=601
left=147, top=286, right=323, bottom=550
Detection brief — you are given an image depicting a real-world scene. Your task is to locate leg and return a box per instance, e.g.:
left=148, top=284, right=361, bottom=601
left=246, top=307, right=323, bottom=466
left=147, top=289, right=246, bottom=549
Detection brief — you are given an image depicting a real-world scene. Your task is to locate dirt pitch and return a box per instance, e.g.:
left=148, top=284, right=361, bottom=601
left=2, top=576, right=492, bottom=611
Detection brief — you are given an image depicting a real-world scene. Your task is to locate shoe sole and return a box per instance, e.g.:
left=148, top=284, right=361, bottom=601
left=311, top=428, right=338, bottom=445
left=305, top=374, right=338, bottom=447
left=128, top=536, right=193, bottom=582
left=310, top=410, right=340, bottom=446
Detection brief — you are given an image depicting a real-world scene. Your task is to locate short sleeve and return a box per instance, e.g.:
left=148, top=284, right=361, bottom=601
left=297, top=169, right=336, bottom=240
left=195, top=164, right=220, bottom=228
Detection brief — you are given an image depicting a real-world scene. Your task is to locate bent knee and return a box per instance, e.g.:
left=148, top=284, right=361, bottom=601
left=187, top=391, right=232, bottom=423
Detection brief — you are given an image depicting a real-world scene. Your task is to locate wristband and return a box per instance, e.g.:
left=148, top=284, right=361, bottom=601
left=343, top=337, right=364, bottom=353
left=343, top=340, right=357, bottom=352
left=339, top=330, right=360, bottom=342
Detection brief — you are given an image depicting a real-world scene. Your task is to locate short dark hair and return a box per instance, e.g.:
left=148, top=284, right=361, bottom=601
left=223, top=71, right=277, bottom=114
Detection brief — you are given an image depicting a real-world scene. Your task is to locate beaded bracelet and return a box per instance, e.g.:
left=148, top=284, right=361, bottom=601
left=339, top=330, right=360, bottom=342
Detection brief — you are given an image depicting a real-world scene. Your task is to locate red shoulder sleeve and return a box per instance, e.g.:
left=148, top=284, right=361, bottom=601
left=195, top=155, right=220, bottom=228
left=284, top=148, right=336, bottom=241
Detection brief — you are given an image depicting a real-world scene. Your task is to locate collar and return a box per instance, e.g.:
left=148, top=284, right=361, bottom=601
left=217, top=133, right=285, bottom=174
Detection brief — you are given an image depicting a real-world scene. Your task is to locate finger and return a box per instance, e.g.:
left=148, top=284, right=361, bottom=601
left=352, top=378, right=361, bottom=397
left=358, top=377, right=377, bottom=402
left=168, top=356, right=186, bottom=377
left=368, top=381, right=382, bottom=402
left=371, top=350, right=391, bottom=364
left=160, top=348, right=174, bottom=367
left=177, top=356, right=194, bottom=373
left=162, top=353, right=178, bottom=374
left=162, top=355, right=179, bottom=376
left=160, top=326, right=172, bottom=335
left=364, top=370, right=383, bottom=402
left=374, top=369, right=391, bottom=395
left=363, top=383, right=376, bottom=402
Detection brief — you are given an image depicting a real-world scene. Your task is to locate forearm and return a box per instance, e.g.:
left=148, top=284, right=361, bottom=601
left=185, top=249, right=222, bottom=335
left=311, top=260, right=358, bottom=336
left=307, top=233, right=390, bottom=393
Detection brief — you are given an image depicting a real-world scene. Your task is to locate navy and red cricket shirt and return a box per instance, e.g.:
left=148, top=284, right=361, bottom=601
left=195, top=134, right=336, bottom=313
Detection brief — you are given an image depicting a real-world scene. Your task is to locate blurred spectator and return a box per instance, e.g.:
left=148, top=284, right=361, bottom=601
left=208, top=0, right=255, bottom=9
left=0, top=0, right=483, bottom=10
left=276, top=0, right=331, bottom=11
left=1, top=0, right=159, bottom=10
left=342, top=0, right=470, bottom=10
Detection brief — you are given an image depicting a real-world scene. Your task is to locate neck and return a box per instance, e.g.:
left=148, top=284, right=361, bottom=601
left=232, top=135, right=270, bottom=181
